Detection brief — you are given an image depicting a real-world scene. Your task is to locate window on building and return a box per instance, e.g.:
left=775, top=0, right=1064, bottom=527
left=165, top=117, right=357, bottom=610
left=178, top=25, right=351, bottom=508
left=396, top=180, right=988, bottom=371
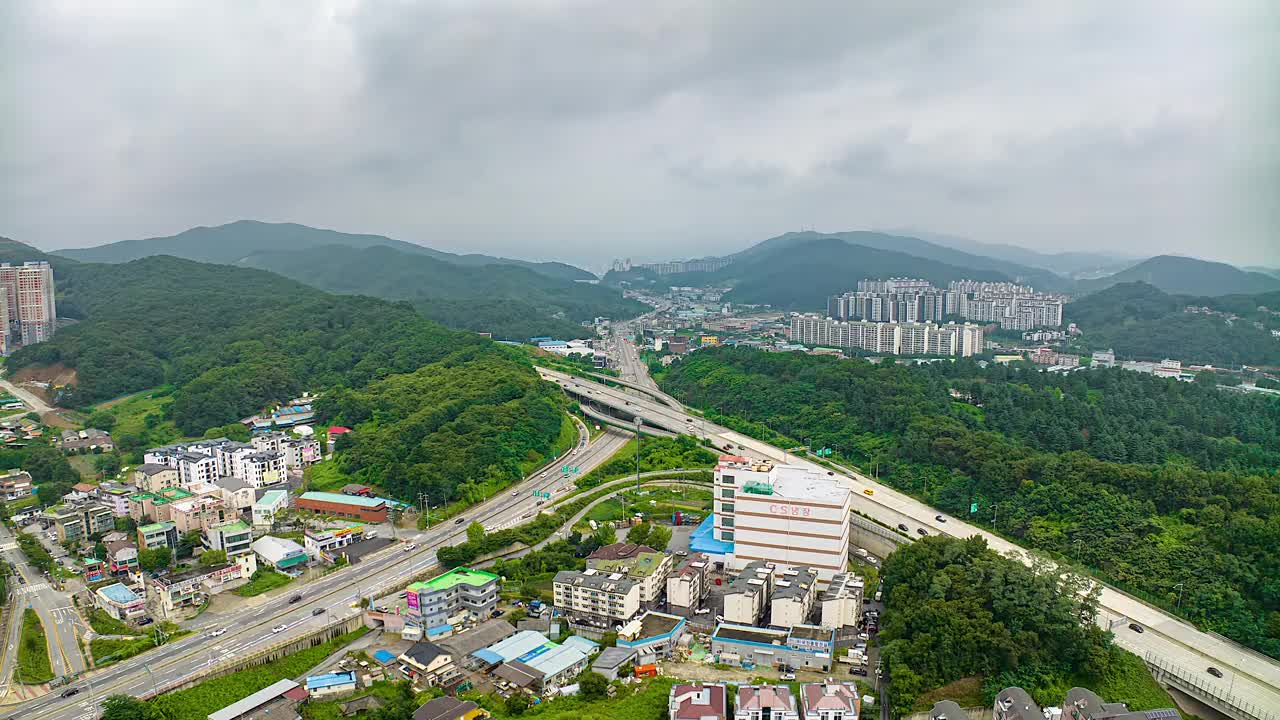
left=721, top=488, right=735, bottom=499
left=720, top=502, right=734, bottom=514
left=721, top=530, right=734, bottom=541
left=722, top=517, right=734, bottom=528
left=721, top=474, right=735, bottom=485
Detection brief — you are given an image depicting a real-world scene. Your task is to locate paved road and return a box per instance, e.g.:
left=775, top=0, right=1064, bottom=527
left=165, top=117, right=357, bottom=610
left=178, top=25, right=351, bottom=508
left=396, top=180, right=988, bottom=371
left=6, top=419, right=630, bottom=720
left=541, top=365, right=1280, bottom=715
left=0, top=377, right=52, bottom=414
left=0, top=524, right=88, bottom=698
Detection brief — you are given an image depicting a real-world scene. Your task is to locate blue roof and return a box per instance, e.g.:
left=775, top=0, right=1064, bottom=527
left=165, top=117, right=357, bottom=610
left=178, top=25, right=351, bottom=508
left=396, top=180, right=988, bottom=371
left=426, top=623, right=452, bottom=637
left=689, top=514, right=734, bottom=555
left=98, top=582, right=140, bottom=604
left=305, top=671, right=356, bottom=690
left=373, top=650, right=397, bottom=664
left=473, top=649, right=504, bottom=665
left=563, top=636, right=600, bottom=654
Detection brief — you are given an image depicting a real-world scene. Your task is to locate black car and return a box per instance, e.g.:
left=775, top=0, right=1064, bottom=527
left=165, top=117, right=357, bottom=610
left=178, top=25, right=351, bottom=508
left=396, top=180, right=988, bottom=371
left=454, top=517, right=466, bottom=524
left=312, top=607, right=326, bottom=616
left=61, top=688, right=81, bottom=698
left=288, top=594, right=303, bottom=604
left=897, top=523, right=909, bottom=532
left=849, top=667, right=866, bottom=676
left=136, top=617, right=154, bottom=626
left=1207, top=667, right=1224, bottom=678
left=1128, top=623, right=1144, bottom=633
left=916, top=528, right=928, bottom=536
left=935, top=515, right=947, bottom=522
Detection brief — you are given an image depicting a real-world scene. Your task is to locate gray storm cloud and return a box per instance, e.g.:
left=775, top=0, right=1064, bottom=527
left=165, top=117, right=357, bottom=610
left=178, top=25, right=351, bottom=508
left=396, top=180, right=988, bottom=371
left=2, top=1, right=1274, bottom=268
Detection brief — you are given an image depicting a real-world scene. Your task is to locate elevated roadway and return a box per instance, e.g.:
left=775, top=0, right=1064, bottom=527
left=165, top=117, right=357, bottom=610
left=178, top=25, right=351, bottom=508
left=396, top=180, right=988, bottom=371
left=542, top=366, right=1280, bottom=718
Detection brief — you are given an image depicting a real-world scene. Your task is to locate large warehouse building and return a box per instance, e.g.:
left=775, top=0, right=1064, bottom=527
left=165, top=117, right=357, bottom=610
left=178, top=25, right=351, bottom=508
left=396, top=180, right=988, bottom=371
left=700, top=456, right=852, bottom=581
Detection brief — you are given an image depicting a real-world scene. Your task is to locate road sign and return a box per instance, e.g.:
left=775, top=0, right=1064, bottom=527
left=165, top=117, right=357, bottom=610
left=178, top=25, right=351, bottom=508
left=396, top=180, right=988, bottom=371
left=970, top=502, right=978, bottom=513
left=817, top=447, right=832, bottom=457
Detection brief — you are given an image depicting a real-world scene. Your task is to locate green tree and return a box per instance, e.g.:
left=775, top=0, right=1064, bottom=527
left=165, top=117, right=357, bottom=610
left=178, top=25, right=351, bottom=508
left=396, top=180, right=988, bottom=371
left=466, top=521, right=486, bottom=545
left=505, top=693, right=530, bottom=716
left=578, top=671, right=609, bottom=700
left=94, top=452, right=123, bottom=478
left=200, top=549, right=227, bottom=566
left=176, top=530, right=202, bottom=559
left=645, top=524, right=672, bottom=552
left=137, top=547, right=172, bottom=572
left=100, top=694, right=162, bottom=720
left=593, top=524, right=617, bottom=547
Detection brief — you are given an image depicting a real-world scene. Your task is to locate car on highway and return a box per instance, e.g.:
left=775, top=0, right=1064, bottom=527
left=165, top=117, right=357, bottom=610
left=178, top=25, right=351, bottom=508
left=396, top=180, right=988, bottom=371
left=60, top=688, right=81, bottom=698
left=897, top=523, right=909, bottom=532
left=1128, top=623, right=1143, bottom=633
left=210, top=627, right=226, bottom=637
left=404, top=543, right=417, bottom=552
left=917, top=528, right=928, bottom=536
left=1207, top=667, right=1223, bottom=678
left=512, top=491, right=519, bottom=496
left=312, top=607, right=326, bottom=616
left=272, top=624, right=287, bottom=633
left=288, top=594, right=303, bottom=603
left=935, top=515, right=947, bottom=522
left=863, top=488, right=874, bottom=496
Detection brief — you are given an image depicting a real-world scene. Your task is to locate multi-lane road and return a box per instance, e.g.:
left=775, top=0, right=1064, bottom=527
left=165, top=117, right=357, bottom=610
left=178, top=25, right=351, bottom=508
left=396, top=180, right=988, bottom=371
left=6, top=420, right=630, bottom=720
left=0, top=524, right=88, bottom=699
left=543, top=348, right=1280, bottom=715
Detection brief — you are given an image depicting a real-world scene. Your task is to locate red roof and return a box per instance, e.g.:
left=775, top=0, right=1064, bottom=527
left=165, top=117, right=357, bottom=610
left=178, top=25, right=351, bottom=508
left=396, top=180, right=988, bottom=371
left=328, top=426, right=351, bottom=435
left=283, top=686, right=310, bottom=701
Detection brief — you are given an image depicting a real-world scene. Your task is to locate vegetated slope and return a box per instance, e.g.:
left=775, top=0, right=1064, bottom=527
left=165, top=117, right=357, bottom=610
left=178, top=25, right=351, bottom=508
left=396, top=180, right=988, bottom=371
left=1077, top=255, right=1280, bottom=296
left=659, top=347, right=1280, bottom=659
left=54, top=220, right=596, bottom=281
left=239, top=244, right=643, bottom=340
left=715, top=237, right=1010, bottom=310
left=732, top=230, right=1064, bottom=289
left=1065, top=282, right=1280, bottom=366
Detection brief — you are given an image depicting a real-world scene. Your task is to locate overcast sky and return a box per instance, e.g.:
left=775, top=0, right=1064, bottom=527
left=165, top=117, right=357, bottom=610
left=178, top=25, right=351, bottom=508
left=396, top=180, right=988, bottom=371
left=4, top=1, right=1277, bottom=269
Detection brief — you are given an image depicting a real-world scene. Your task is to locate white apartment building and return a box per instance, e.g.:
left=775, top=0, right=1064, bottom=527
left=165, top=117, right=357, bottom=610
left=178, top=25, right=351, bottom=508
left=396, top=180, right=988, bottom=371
left=233, top=450, right=287, bottom=488
left=789, top=315, right=983, bottom=358
left=0, top=261, right=57, bottom=347
left=714, top=457, right=852, bottom=581
left=178, top=452, right=218, bottom=487
left=252, top=432, right=321, bottom=469
left=667, top=554, right=711, bottom=614
left=819, top=573, right=864, bottom=630
left=553, top=568, right=642, bottom=628
left=722, top=561, right=775, bottom=625
left=253, top=489, right=289, bottom=528
left=769, top=567, right=819, bottom=628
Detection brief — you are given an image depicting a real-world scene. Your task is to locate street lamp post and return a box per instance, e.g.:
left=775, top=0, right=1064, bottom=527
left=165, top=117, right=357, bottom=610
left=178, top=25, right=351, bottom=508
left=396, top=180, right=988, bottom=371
left=1173, top=582, right=1185, bottom=610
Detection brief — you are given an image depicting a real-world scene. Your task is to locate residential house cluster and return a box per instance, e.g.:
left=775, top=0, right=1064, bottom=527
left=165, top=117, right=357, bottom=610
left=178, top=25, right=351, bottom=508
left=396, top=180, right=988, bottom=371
left=669, top=682, right=861, bottom=720
left=57, top=427, right=114, bottom=453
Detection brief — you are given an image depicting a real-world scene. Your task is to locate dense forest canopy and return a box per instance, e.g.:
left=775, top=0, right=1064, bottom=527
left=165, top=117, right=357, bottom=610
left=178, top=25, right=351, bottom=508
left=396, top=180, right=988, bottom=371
left=660, top=347, right=1280, bottom=658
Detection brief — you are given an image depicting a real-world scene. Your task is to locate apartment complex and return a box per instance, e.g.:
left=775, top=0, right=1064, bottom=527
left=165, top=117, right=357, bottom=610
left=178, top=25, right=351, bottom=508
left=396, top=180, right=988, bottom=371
left=769, top=567, right=819, bottom=628
left=138, top=521, right=178, bottom=549
left=0, top=469, right=33, bottom=501
left=948, top=280, right=1065, bottom=330
left=790, top=314, right=984, bottom=357
left=0, top=261, right=57, bottom=349
left=712, top=456, right=852, bottom=581
left=586, top=543, right=673, bottom=605
left=637, top=258, right=733, bottom=275
left=667, top=554, right=711, bottom=615
left=722, top=560, right=775, bottom=625
left=45, top=501, right=115, bottom=543
left=144, top=438, right=286, bottom=489
left=252, top=431, right=321, bottom=469
left=553, top=568, right=642, bottom=631
left=819, top=573, right=864, bottom=629
left=405, top=567, right=501, bottom=630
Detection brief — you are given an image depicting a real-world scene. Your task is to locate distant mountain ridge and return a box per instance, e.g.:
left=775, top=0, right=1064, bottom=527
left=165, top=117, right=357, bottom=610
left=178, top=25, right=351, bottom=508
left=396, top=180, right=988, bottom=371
left=1076, top=255, right=1280, bottom=297
left=54, top=220, right=596, bottom=282
left=886, top=229, right=1138, bottom=277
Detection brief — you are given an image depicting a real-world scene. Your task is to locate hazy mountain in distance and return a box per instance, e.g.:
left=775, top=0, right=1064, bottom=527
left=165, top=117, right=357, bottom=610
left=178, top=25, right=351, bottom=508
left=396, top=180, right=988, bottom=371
left=710, top=237, right=1010, bottom=310
left=1244, top=266, right=1280, bottom=280
left=732, top=230, right=1065, bottom=289
left=885, top=228, right=1137, bottom=277
left=1076, top=255, right=1280, bottom=296
left=53, top=220, right=596, bottom=281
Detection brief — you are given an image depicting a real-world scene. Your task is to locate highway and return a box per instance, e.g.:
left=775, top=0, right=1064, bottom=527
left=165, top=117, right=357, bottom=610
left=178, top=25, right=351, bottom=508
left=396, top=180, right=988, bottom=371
left=0, top=523, right=89, bottom=699
left=542, top=354, right=1280, bottom=715
left=8, top=421, right=630, bottom=720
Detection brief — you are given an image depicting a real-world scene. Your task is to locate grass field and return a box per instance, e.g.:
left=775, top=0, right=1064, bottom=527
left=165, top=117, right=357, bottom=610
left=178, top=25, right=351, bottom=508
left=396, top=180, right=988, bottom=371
left=88, top=608, right=133, bottom=635
left=16, top=608, right=53, bottom=684
left=97, top=386, right=182, bottom=448
left=150, top=627, right=369, bottom=720
left=234, top=569, right=294, bottom=597
left=91, top=625, right=189, bottom=667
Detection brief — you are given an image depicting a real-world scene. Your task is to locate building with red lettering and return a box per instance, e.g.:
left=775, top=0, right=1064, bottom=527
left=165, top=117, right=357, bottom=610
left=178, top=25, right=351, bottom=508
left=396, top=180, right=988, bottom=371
left=711, top=457, right=851, bottom=582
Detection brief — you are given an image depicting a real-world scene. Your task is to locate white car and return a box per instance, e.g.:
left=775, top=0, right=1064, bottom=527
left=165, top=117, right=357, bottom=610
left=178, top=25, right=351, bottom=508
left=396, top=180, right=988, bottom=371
left=210, top=628, right=226, bottom=637
left=511, top=491, right=519, bottom=496
left=272, top=624, right=287, bottom=633
left=403, top=543, right=417, bottom=552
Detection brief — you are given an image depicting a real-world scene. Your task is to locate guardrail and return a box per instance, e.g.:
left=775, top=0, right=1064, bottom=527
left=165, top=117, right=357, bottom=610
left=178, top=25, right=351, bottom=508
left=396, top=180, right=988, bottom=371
left=1144, top=652, right=1277, bottom=720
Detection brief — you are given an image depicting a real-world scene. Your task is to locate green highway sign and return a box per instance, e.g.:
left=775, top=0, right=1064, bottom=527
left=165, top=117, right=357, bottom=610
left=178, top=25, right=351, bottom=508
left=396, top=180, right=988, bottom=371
left=970, top=503, right=978, bottom=513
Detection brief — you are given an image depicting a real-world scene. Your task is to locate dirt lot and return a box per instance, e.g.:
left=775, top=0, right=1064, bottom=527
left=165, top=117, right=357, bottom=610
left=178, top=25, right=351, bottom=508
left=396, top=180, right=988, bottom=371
left=11, top=361, right=77, bottom=389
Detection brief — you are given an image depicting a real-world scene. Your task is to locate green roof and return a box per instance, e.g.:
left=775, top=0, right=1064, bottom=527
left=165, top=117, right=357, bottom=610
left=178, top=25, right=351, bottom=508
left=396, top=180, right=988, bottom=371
left=139, top=521, right=175, bottom=533
left=217, top=520, right=251, bottom=534
left=299, top=491, right=386, bottom=509
left=254, top=489, right=288, bottom=507
left=409, top=567, right=500, bottom=593
left=591, top=552, right=669, bottom=577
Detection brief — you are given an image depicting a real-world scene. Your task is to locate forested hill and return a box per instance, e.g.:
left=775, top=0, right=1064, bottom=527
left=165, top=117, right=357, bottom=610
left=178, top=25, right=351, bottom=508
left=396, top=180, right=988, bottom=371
left=54, top=220, right=596, bottom=282
left=239, top=244, right=644, bottom=341
left=1077, top=254, right=1280, bottom=296
left=1065, top=282, right=1280, bottom=366
left=659, top=347, right=1280, bottom=659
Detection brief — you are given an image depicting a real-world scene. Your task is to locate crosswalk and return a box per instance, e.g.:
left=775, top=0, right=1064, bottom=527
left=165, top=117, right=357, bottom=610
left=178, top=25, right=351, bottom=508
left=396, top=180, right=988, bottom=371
left=13, top=581, right=50, bottom=594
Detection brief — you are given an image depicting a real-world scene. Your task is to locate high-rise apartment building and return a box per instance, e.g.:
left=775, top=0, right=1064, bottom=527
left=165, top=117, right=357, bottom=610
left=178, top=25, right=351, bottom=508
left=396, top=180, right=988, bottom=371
left=0, top=261, right=57, bottom=349
left=790, top=314, right=984, bottom=357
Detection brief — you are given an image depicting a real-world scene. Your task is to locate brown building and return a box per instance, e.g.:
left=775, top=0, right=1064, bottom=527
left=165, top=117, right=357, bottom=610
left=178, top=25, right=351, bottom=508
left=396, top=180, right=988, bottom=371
left=296, top=491, right=388, bottom=523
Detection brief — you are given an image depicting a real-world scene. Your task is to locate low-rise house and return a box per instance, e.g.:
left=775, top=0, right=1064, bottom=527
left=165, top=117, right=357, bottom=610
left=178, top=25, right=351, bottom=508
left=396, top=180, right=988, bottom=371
left=0, top=469, right=33, bottom=501
left=398, top=642, right=458, bottom=687
left=769, top=567, right=819, bottom=628
left=149, top=555, right=256, bottom=614
left=413, top=697, right=487, bottom=720
left=207, top=678, right=309, bottom=720
left=994, top=688, right=1041, bottom=720
left=137, top=520, right=178, bottom=549
left=305, top=671, right=358, bottom=698
left=928, top=701, right=969, bottom=720
left=736, top=686, right=799, bottom=720
left=59, top=428, right=114, bottom=453
left=473, top=630, right=591, bottom=690
left=214, top=475, right=257, bottom=511
left=819, top=573, right=863, bottom=630
left=95, top=582, right=146, bottom=621
left=667, top=554, right=711, bottom=615
left=617, top=611, right=687, bottom=662
left=800, top=683, right=859, bottom=720
left=105, top=540, right=139, bottom=575
left=591, top=646, right=638, bottom=681
left=670, top=684, right=728, bottom=720
left=204, top=520, right=253, bottom=558
left=132, top=464, right=180, bottom=493
left=252, top=535, right=309, bottom=572
left=252, top=489, right=290, bottom=528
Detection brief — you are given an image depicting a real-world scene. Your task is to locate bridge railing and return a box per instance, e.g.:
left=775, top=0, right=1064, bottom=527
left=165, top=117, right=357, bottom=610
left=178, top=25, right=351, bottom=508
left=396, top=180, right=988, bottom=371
left=1144, top=652, right=1277, bottom=720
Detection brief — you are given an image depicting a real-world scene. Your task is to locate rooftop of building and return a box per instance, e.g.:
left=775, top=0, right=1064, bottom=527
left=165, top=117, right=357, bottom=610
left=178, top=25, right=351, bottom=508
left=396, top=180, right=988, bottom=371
left=157, top=561, right=236, bottom=585
left=994, top=687, right=1041, bottom=720
left=254, top=489, right=289, bottom=507
left=619, top=611, right=684, bottom=644
left=787, top=624, right=834, bottom=643
left=820, top=573, right=864, bottom=601
left=671, top=684, right=727, bottom=720
left=305, top=671, right=356, bottom=691
left=215, top=475, right=254, bottom=492
left=726, top=562, right=774, bottom=595
left=723, top=463, right=850, bottom=505
left=138, top=521, right=175, bottom=533
left=401, top=641, right=450, bottom=668
left=97, top=582, right=140, bottom=604
left=554, top=568, right=638, bottom=594
left=1063, top=687, right=1178, bottom=720
left=801, top=683, right=859, bottom=714
left=672, top=554, right=710, bottom=577
left=771, top=568, right=818, bottom=601
left=589, top=551, right=669, bottom=578
left=929, top=700, right=969, bottom=720
left=712, top=623, right=787, bottom=645
left=414, top=697, right=480, bottom=720
left=587, top=542, right=657, bottom=561
left=737, top=685, right=796, bottom=712
left=298, top=491, right=386, bottom=509
left=208, top=678, right=302, bottom=720
left=253, top=535, right=306, bottom=556
left=409, top=567, right=501, bottom=593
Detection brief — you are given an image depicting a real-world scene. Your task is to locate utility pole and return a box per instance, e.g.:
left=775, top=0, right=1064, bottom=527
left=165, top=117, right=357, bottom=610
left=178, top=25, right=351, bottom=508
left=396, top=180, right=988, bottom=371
left=1173, top=582, right=1185, bottom=610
